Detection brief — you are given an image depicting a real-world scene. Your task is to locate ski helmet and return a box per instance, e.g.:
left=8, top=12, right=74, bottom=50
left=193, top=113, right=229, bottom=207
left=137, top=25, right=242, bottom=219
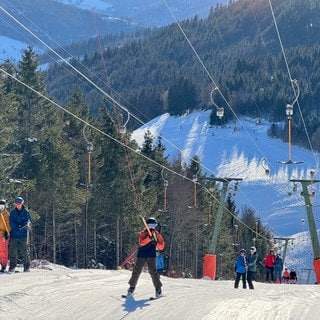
left=14, top=197, right=24, bottom=204
left=0, top=199, right=5, bottom=211
left=240, top=248, right=246, bottom=254
left=250, top=246, right=257, bottom=253
left=146, top=217, right=157, bottom=229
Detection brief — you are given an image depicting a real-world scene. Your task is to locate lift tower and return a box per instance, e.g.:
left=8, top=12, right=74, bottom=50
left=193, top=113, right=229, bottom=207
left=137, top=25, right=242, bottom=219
left=203, top=177, right=242, bottom=280
left=290, top=178, right=320, bottom=284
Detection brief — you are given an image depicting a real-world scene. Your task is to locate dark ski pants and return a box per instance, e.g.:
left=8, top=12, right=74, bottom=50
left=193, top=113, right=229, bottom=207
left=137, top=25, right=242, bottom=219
left=8, top=238, right=30, bottom=270
left=129, top=257, right=162, bottom=289
left=274, top=268, right=282, bottom=283
left=247, top=270, right=255, bottom=289
left=234, top=272, right=247, bottom=289
left=265, top=266, right=275, bottom=282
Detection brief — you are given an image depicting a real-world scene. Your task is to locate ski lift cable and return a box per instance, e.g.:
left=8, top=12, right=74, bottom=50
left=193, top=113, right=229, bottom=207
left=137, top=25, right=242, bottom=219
left=0, top=3, right=199, bottom=213
left=0, top=67, right=199, bottom=187
left=2, top=3, right=310, bottom=238
left=268, top=0, right=319, bottom=169
left=0, top=69, right=271, bottom=244
left=160, top=0, right=292, bottom=216
left=2, top=59, right=267, bottom=239
left=0, top=4, right=225, bottom=184
left=160, top=0, right=288, bottom=178
left=0, top=3, right=230, bottom=217
left=250, top=0, right=319, bottom=170
left=0, top=5, right=146, bottom=128
left=160, top=1, right=314, bottom=239
left=0, top=1, right=150, bottom=124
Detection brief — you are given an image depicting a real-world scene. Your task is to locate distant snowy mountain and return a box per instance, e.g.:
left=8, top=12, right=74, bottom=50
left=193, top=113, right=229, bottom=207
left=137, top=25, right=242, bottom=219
left=54, top=0, right=225, bottom=27
left=132, top=110, right=320, bottom=283
left=0, top=0, right=227, bottom=62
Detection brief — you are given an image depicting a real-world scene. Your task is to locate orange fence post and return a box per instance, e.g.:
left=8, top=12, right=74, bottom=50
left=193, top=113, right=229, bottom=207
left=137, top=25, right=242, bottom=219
left=313, top=259, right=320, bottom=284
left=203, top=254, right=216, bottom=280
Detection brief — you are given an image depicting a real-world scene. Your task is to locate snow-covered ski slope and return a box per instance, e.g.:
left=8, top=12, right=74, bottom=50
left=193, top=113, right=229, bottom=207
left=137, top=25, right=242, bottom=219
left=1, top=265, right=320, bottom=320
left=132, top=111, right=319, bottom=235
left=132, top=111, right=320, bottom=281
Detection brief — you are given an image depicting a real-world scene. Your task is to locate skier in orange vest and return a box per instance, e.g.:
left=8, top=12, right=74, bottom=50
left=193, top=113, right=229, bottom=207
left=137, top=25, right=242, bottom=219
left=0, top=200, right=10, bottom=272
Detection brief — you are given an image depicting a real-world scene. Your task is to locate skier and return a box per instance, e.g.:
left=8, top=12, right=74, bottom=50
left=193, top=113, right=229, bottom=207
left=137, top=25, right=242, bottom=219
left=234, top=248, right=247, bottom=289
left=282, top=267, right=290, bottom=283
left=8, top=197, right=32, bottom=273
left=274, top=253, right=283, bottom=283
left=246, top=246, right=258, bottom=289
left=289, top=268, right=297, bottom=284
left=0, top=200, right=10, bottom=272
left=126, top=217, right=165, bottom=298
left=264, top=249, right=276, bottom=283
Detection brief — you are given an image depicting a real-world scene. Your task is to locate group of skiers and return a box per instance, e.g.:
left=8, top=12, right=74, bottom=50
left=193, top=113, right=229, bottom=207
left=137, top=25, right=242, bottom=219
left=234, top=246, right=258, bottom=289
left=0, top=197, right=32, bottom=273
left=234, top=247, right=298, bottom=289
left=264, top=249, right=297, bottom=284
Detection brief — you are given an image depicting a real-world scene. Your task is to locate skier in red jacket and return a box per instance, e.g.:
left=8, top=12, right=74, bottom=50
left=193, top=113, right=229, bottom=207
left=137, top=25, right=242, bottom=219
left=126, top=217, right=165, bottom=298
left=264, top=249, right=276, bottom=283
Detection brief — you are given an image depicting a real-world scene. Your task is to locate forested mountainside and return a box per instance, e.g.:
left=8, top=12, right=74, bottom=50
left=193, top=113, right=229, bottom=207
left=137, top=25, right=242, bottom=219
left=1, top=45, right=274, bottom=275
left=0, top=0, right=138, bottom=48
left=45, top=0, right=320, bottom=150
left=0, top=0, right=315, bottom=278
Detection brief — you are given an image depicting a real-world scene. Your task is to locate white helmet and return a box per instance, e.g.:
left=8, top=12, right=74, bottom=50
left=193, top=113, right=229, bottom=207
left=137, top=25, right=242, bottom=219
left=250, top=246, right=257, bottom=253
left=0, top=200, right=6, bottom=211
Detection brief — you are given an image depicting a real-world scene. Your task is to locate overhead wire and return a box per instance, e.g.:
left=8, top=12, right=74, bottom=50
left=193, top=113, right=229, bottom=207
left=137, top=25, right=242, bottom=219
left=0, top=64, right=253, bottom=236
left=247, top=1, right=320, bottom=241
left=0, top=4, right=223, bottom=180
left=160, top=0, right=279, bottom=241
left=268, top=0, right=319, bottom=169
left=267, top=0, right=320, bottom=240
left=161, top=0, right=280, bottom=224
left=88, top=7, right=144, bottom=212
left=161, top=0, right=320, bottom=241
left=0, top=66, right=195, bottom=186
left=0, top=2, right=284, bottom=243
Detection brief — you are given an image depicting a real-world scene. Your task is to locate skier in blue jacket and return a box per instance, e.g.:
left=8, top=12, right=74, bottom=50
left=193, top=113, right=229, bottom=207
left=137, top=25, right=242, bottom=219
left=8, top=197, right=32, bottom=272
left=234, top=248, right=248, bottom=289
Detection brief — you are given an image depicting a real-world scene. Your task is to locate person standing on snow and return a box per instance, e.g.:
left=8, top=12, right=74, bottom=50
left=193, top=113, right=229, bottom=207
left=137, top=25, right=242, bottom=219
left=234, top=248, right=248, bottom=289
left=274, top=253, right=284, bottom=283
left=8, top=197, right=32, bottom=273
left=127, top=217, right=165, bottom=298
left=0, top=200, right=10, bottom=272
left=264, top=249, right=276, bottom=283
left=282, top=267, right=290, bottom=283
left=246, top=246, right=258, bottom=289
left=289, top=268, right=297, bottom=284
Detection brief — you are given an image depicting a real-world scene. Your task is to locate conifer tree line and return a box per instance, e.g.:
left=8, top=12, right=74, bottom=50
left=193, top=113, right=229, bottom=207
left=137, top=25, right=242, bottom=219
left=0, top=47, right=273, bottom=279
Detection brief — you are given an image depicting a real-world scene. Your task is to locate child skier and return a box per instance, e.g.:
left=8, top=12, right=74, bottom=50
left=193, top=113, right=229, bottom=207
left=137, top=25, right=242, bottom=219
left=126, top=217, right=165, bottom=298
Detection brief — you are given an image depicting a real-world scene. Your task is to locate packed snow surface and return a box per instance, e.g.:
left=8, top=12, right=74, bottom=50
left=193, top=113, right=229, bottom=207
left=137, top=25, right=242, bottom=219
left=1, top=263, right=319, bottom=320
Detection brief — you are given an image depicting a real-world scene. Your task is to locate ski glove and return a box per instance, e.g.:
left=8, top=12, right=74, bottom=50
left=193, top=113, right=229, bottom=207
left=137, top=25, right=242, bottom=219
left=149, top=236, right=157, bottom=246
left=4, top=231, right=8, bottom=240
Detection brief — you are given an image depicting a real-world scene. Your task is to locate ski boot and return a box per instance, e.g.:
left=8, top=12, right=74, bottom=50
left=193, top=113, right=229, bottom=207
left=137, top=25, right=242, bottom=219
left=155, top=287, right=162, bottom=298
left=127, top=286, right=135, bottom=296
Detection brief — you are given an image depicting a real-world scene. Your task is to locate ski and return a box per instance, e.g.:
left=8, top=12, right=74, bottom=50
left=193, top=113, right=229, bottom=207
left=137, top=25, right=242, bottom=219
left=149, top=295, right=163, bottom=300
left=121, top=294, right=134, bottom=299
left=121, top=294, right=163, bottom=300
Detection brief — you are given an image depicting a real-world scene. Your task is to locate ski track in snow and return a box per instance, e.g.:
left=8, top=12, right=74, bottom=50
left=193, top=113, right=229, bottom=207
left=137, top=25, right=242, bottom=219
left=1, top=267, right=320, bottom=319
